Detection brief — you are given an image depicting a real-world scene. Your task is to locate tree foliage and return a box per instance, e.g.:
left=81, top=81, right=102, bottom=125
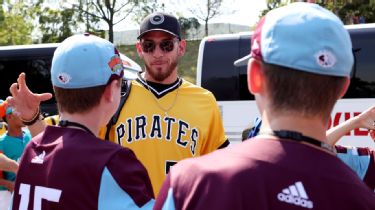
left=37, top=6, right=80, bottom=43
left=74, top=0, right=139, bottom=43
left=260, top=0, right=375, bottom=25
left=260, top=0, right=286, bottom=17
left=178, top=17, right=200, bottom=39
left=0, top=1, right=33, bottom=45
left=177, top=0, right=224, bottom=36
left=76, top=2, right=102, bottom=37
left=132, top=0, right=165, bottom=24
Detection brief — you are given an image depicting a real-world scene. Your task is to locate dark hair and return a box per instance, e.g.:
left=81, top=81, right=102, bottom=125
left=261, top=62, right=347, bottom=120
left=54, top=78, right=122, bottom=114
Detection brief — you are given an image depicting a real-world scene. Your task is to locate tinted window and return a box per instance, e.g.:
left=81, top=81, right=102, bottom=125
left=0, top=47, right=57, bottom=115
left=201, top=34, right=254, bottom=101
left=344, top=27, right=375, bottom=98
left=200, top=37, right=240, bottom=101
left=238, top=34, right=253, bottom=100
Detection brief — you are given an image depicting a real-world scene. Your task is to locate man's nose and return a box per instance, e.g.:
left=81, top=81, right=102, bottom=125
left=152, top=44, right=164, bottom=57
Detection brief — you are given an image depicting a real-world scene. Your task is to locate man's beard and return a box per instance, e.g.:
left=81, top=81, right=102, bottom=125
left=145, top=60, right=178, bottom=82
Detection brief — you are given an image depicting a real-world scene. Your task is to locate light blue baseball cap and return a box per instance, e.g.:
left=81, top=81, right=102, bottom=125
left=51, top=34, right=137, bottom=89
left=234, top=2, right=353, bottom=77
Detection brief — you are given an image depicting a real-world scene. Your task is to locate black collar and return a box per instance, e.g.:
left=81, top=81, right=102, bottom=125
left=58, top=120, right=95, bottom=136
left=260, top=130, right=335, bottom=153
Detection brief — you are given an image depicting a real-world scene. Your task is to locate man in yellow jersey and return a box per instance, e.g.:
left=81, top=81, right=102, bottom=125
left=7, top=13, right=228, bottom=195
left=101, top=13, right=228, bottom=194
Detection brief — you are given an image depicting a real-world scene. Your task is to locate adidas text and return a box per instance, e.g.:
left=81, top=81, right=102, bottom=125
left=277, top=193, right=313, bottom=209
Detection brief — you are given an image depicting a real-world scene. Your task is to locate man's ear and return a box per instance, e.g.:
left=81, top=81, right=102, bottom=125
left=247, top=59, right=263, bottom=94
left=338, top=77, right=350, bottom=99
left=136, top=42, right=144, bottom=58
left=177, top=40, right=186, bottom=57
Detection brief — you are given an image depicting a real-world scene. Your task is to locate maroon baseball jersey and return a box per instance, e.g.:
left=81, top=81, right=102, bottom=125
left=155, top=138, right=375, bottom=210
left=12, top=126, right=154, bottom=210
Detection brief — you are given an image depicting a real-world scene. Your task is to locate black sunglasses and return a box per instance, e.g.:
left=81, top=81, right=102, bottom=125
left=141, top=39, right=178, bottom=53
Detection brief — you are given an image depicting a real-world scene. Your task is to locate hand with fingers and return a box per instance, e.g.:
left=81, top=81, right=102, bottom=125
left=8, top=73, right=53, bottom=121
left=353, top=105, right=375, bottom=131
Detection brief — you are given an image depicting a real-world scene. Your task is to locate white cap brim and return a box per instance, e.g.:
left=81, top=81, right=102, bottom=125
left=120, top=54, right=143, bottom=80
left=123, top=66, right=141, bottom=80
left=234, top=54, right=251, bottom=67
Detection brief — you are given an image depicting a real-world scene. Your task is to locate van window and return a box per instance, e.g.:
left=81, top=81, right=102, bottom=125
left=0, top=46, right=57, bottom=115
left=345, top=28, right=375, bottom=98
left=238, top=35, right=253, bottom=100
left=200, top=37, right=241, bottom=101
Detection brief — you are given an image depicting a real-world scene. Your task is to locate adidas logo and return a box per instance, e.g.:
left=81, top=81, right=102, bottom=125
left=277, top=181, right=313, bottom=209
left=31, top=151, right=46, bottom=164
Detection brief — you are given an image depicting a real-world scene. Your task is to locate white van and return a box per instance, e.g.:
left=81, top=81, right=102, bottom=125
left=197, top=23, right=375, bottom=148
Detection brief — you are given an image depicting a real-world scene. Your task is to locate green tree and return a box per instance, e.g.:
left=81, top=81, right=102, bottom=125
left=0, top=1, right=33, bottom=45
left=132, top=0, right=165, bottom=24
left=74, top=0, right=140, bottom=42
left=37, top=6, right=80, bottom=43
left=260, top=0, right=375, bottom=24
left=176, top=0, right=223, bottom=36
left=178, top=17, right=200, bottom=39
left=75, top=1, right=105, bottom=37
left=259, top=0, right=286, bottom=17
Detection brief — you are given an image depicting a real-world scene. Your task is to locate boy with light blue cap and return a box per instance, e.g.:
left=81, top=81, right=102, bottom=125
left=10, top=34, right=154, bottom=210
left=154, top=3, right=375, bottom=210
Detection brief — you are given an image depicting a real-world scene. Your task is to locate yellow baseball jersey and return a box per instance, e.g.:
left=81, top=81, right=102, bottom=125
left=44, top=115, right=60, bottom=126
left=100, top=78, right=227, bottom=195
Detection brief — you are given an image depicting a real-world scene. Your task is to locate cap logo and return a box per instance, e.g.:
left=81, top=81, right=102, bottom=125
left=315, top=50, right=337, bottom=68
left=57, top=72, right=71, bottom=84
left=108, top=55, right=124, bottom=74
left=150, top=14, right=165, bottom=25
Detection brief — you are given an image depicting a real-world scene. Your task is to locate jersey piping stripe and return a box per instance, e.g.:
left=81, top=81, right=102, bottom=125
left=137, top=78, right=182, bottom=98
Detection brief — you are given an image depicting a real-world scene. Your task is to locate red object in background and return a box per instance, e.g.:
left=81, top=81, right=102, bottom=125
left=0, top=101, right=7, bottom=118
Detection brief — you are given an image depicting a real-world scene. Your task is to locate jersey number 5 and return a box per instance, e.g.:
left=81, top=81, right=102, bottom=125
left=18, top=183, right=62, bottom=210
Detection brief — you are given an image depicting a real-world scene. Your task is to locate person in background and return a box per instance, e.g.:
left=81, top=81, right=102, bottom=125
left=154, top=3, right=375, bottom=209
left=9, top=34, right=154, bottom=209
left=0, top=103, right=31, bottom=189
left=0, top=101, right=31, bottom=210
left=326, top=105, right=375, bottom=191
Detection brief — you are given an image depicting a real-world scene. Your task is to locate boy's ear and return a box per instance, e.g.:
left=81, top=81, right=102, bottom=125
left=338, top=77, right=350, bottom=99
left=247, top=59, right=264, bottom=94
left=103, top=80, right=119, bottom=102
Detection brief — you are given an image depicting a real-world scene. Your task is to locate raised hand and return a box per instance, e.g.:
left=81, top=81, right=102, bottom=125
left=8, top=73, right=53, bottom=121
left=354, top=105, right=375, bottom=130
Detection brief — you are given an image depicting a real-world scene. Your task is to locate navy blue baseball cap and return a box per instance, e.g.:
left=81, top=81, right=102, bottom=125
left=138, top=12, right=181, bottom=40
